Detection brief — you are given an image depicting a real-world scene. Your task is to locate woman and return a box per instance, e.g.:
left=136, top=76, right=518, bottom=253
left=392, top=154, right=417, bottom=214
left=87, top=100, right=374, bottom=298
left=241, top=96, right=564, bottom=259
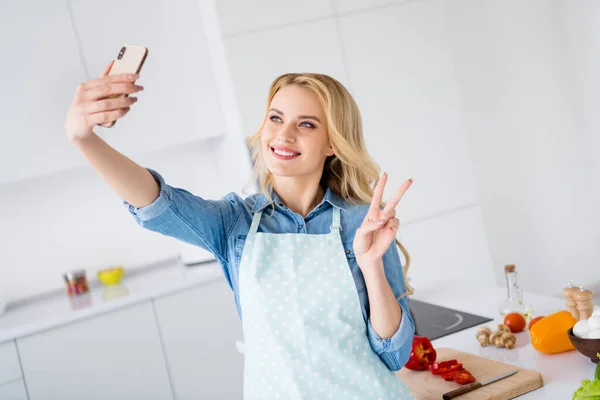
left=65, top=64, right=416, bottom=399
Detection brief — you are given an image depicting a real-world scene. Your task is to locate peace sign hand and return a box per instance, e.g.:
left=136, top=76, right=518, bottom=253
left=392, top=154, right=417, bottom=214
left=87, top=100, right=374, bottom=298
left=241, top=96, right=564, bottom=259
left=353, top=173, right=412, bottom=269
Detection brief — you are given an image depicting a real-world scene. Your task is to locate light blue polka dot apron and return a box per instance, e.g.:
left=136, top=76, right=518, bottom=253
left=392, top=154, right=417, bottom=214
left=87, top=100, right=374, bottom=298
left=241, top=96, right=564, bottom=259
left=238, top=207, right=414, bottom=399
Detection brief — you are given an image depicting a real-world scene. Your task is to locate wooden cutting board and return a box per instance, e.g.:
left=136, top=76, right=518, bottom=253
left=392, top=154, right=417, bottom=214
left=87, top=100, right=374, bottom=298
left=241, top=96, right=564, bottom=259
left=396, top=348, right=543, bottom=400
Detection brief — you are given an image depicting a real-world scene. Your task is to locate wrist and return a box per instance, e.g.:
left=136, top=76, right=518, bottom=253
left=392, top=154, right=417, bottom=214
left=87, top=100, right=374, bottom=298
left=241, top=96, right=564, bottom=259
left=357, top=257, right=384, bottom=275
left=70, top=131, right=98, bottom=146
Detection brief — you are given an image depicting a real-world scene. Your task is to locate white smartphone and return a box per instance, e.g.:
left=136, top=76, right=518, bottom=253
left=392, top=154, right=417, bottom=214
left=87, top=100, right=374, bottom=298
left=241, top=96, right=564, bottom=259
left=100, top=44, right=148, bottom=128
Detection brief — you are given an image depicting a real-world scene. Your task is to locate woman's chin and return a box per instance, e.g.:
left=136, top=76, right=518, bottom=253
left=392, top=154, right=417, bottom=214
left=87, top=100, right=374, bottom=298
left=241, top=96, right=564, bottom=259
left=267, top=167, right=296, bottom=178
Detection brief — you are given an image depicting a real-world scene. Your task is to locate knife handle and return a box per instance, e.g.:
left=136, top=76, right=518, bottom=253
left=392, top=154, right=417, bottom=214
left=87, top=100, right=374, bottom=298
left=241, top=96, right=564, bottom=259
left=442, top=382, right=482, bottom=399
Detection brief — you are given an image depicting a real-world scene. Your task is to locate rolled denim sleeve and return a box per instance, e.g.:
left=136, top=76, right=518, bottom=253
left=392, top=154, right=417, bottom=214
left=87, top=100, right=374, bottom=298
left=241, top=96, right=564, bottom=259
left=366, top=297, right=414, bottom=371
left=123, top=168, right=242, bottom=276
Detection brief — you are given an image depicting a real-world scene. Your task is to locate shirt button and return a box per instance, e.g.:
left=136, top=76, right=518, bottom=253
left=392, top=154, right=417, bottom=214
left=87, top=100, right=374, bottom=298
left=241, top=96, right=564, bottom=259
left=298, top=224, right=303, bottom=229
left=345, top=249, right=351, bottom=254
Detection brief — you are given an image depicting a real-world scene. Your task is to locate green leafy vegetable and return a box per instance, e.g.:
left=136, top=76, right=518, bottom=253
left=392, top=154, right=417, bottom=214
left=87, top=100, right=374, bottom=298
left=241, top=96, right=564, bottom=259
left=596, top=354, right=600, bottom=382
left=572, top=379, right=600, bottom=400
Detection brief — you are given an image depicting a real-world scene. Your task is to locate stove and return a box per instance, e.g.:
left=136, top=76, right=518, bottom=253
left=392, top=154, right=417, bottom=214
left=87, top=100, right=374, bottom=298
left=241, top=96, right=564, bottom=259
left=407, top=299, right=493, bottom=341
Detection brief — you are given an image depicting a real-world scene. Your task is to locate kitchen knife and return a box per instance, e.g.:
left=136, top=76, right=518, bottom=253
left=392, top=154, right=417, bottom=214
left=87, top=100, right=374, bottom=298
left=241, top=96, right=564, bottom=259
left=442, top=370, right=518, bottom=399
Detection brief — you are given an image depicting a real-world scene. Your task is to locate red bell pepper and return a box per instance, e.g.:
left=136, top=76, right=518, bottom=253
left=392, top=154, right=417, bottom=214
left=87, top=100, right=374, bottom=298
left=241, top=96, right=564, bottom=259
left=431, top=363, right=463, bottom=375
left=428, top=359, right=458, bottom=373
left=404, top=336, right=437, bottom=371
left=428, top=358, right=478, bottom=385
left=441, top=372, right=454, bottom=381
left=450, top=370, right=476, bottom=384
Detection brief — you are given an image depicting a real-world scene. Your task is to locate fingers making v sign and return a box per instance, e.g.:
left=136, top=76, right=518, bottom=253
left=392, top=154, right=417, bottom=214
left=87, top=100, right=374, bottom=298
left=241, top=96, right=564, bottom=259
left=353, top=173, right=412, bottom=269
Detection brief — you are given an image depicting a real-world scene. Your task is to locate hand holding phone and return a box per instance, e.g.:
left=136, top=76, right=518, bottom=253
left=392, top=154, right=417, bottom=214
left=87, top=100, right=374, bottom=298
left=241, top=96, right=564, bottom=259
left=65, top=44, right=148, bottom=142
left=100, top=44, right=148, bottom=128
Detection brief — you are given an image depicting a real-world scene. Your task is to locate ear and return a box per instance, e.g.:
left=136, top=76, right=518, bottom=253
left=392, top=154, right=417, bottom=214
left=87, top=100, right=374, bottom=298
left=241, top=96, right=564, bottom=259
left=325, top=144, right=335, bottom=157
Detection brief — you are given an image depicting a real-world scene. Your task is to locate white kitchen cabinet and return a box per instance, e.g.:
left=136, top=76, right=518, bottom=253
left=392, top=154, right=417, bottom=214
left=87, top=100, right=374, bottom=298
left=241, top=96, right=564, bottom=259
left=338, top=1, right=480, bottom=222
left=0, top=1, right=89, bottom=185
left=69, top=0, right=226, bottom=157
left=0, top=380, right=28, bottom=400
left=0, top=340, right=22, bottom=385
left=17, top=302, right=173, bottom=400
left=153, top=277, right=244, bottom=399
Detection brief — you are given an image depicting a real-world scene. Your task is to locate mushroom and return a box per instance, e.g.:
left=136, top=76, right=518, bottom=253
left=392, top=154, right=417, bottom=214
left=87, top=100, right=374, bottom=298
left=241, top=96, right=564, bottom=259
left=475, top=325, right=516, bottom=349
left=476, top=326, right=492, bottom=347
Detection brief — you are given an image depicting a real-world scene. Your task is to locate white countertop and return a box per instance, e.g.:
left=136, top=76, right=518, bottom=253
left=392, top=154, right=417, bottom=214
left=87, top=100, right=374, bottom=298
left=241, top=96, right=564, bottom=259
left=0, top=258, right=224, bottom=343
left=411, top=283, right=598, bottom=399
left=0, top=262, right=596, bottom=399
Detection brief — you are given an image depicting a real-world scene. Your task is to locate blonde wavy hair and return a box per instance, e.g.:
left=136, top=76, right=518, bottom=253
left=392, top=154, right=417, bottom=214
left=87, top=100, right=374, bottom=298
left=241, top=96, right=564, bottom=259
left=246, top=73, right=413, bottom=298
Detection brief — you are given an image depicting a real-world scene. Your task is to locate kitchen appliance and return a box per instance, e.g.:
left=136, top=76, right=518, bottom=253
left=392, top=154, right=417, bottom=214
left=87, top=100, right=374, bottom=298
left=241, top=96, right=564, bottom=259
left=408, top=299, right=493, bottom=340
left=397, top=348, right=543, bottom=399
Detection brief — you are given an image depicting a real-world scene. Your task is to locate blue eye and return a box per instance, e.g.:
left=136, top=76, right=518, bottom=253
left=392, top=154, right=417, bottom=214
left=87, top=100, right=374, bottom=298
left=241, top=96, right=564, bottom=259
left=300, top=122, right=315, bottom=128
left=269, top=115, right=282, bottom=123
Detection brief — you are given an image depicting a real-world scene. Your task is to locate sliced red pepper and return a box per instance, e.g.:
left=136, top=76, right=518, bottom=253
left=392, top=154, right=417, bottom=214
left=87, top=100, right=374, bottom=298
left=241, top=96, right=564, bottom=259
left=429, top=359, right=458, bottom=372
left=441, top=372, right=454, bottom=381
left=404, top=336, right=437, bottom=371
left=450, top=370, right=476, bottom=385
left=431, top=363, right=463, bottom=375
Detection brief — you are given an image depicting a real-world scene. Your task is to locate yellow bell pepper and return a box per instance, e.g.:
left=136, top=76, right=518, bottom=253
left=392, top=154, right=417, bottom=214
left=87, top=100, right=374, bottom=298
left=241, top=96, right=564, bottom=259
left=530, top=310, right=576, bottom=354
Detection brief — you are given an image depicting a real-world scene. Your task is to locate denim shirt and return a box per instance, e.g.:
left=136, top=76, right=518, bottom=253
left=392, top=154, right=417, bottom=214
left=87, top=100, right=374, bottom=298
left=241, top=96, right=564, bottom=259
left=124, top=168, right=415, bottom=371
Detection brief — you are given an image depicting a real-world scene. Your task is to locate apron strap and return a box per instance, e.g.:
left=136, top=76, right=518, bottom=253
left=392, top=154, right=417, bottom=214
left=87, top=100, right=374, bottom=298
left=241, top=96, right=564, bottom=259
left=330, top=207, right=342, bottom=232
left=249, top=210, right=262, bottom=235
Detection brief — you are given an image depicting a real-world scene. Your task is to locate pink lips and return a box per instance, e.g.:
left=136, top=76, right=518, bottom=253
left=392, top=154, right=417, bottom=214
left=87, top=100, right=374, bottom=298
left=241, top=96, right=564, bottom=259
left=270, top=146, right=301, bottom=160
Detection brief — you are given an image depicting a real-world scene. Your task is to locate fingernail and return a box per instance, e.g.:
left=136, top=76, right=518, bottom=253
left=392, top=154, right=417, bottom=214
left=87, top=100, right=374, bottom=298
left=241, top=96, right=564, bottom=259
left=131, top=97, right=138, bottom=102
left=135, top=85, right=144, bottom=91
left=383, top=172, right=388, bottom=177
left=408, top=177, right=413, bottom=182
left=375, top=219, right=384, bottom=225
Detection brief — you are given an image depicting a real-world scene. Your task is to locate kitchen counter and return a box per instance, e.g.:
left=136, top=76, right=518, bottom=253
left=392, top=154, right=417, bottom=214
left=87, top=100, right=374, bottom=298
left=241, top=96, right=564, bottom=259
left=0, top=258, right=224, bottom=343
left=0, top=263, right=596, bottom=399
left=411, top=283, right=597, bottom=399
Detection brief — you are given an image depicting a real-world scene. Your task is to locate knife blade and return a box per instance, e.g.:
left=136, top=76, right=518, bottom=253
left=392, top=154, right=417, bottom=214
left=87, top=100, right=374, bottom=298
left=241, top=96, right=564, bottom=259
left=442, top=370, right=518, bottom=400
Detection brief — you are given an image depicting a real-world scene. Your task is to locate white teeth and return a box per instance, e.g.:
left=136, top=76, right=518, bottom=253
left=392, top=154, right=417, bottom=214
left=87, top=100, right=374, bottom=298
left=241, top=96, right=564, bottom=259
left=274, top=149, right=299, bottom=157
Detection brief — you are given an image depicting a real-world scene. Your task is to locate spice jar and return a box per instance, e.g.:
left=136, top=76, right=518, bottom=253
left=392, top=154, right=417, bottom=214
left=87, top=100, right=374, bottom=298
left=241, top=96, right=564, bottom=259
left=63, top=270, right=89, bottom=296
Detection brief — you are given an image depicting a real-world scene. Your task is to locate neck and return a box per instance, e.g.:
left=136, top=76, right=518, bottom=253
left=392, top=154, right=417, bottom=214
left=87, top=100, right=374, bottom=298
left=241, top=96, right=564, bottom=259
left=272, top=175, right=325, bottom=218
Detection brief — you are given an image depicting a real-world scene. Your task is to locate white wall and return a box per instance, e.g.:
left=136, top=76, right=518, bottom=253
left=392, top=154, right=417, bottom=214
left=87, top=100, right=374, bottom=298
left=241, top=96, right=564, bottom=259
left=3, top=0, right=598, bottom=302
left=217, top=0, right=599, bottom=296
left=443, top=0, right=600, bottom=296
left=0, top=0, right=252, bottom=302
left=0, top=139, right=237, bottom=301
left=217, top=0, right=495, bottom=291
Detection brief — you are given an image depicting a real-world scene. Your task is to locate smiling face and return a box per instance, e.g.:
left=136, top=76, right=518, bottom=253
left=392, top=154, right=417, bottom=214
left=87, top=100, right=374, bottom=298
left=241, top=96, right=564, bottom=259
left=261, top=85, right=335, bottom=180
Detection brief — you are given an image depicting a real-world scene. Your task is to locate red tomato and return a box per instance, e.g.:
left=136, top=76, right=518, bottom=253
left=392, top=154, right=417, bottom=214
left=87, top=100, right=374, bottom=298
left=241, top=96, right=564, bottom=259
left=504, top=313, right=527, bottom=333
left=529, top=316, right=544, bottom=330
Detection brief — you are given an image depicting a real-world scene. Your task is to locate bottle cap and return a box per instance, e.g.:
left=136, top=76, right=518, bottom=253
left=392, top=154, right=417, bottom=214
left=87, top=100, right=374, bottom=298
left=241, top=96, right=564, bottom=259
left=504, top=264, right=515, bottom=273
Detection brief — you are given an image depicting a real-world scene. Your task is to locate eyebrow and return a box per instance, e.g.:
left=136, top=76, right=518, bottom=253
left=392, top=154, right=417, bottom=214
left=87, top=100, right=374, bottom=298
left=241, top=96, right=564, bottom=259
left=269, top=108, right=322, bottom=124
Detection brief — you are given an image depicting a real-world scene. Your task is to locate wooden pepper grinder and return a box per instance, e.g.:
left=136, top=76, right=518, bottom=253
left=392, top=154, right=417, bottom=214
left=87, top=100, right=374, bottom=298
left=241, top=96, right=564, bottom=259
left=574, top=287, right=594, bottom=320
left=563, top=282, right=580, bottom=320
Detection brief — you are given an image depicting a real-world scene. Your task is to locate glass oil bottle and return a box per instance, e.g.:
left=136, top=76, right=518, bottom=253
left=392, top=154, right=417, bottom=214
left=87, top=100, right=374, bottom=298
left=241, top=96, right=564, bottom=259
left=499, top=264, right=533, bottom=319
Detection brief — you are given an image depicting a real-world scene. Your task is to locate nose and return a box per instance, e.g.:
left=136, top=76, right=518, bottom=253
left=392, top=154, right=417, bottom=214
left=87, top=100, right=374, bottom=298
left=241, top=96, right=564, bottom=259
left=277, top=124, right=296, bottom=144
